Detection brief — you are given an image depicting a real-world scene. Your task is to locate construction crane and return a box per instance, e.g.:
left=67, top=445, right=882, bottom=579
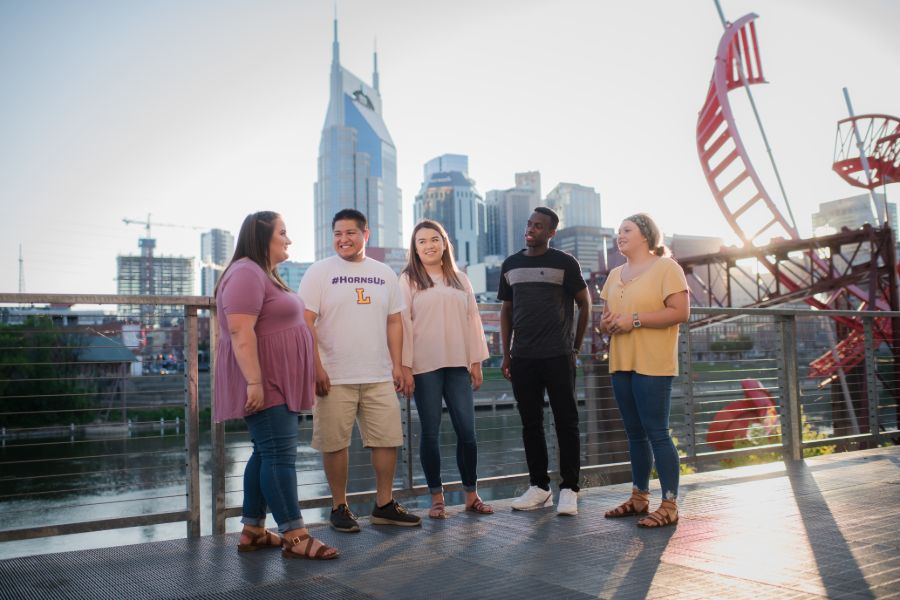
left=122, top=213, right=206, bottom=239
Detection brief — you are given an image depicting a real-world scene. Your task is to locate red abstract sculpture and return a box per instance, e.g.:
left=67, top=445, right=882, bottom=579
left=707, top=379, right=778, bottom=451
left=833, top=114, right=900, bottom=189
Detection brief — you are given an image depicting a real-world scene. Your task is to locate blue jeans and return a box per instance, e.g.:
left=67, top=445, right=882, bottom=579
left=413, top=367, right=478, bottom=493
left=611, top=371, right=679, bottom=499
left=242, top=403, right=304, bottom=532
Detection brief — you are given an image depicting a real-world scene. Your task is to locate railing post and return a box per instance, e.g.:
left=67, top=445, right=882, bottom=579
left=209, top=305, right=227, bottom=535
left=184, top=305, right=201, bottom=538
left=863, top=316, right=881, bottom=445
left=778, top=314, right=802, bottom=462
left=679, top=322, right=696, bottom=459
left=403, top=395, right=414, bottom=491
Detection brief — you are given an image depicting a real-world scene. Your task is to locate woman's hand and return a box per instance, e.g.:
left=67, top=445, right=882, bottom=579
left=602, top=312, right=634, bottom=335
left=469, top=362, right=483, bottom=391
left=245, top=383, right=264, bottom=413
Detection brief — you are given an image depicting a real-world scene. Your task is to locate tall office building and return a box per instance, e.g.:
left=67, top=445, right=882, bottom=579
left=484, top=172, right=541, bottom=258
left=277, top=261, right=313, bottom=292
left=117, top=238, right=194, bottom=322
left=413, top=154, right=486, bottom=266
left=546, top=183, right=602, bottom=229
left=812, top=193, right=892, bottom=236
left=314, top=18, right=401, bottom=260
left=551, top=226, right=611, bottom=275
left=200, top=228, right=234, bottom=296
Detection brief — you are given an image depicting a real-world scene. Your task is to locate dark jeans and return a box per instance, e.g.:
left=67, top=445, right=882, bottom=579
left=413, top=367, right=478, bottom=493
left=611, top=371, right=679, bottom=499
left=242, top=403, right=304, bottom=532
left=510, top=354, right=581, bottom=492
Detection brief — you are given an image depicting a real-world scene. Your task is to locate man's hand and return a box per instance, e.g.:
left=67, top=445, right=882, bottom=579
left=470, top=362, right=483, bottom=391
left=501, top=355, right=511, bottom=380
left=315, top=364, right=331, bottom=397
left=245, top=383, right=264, bottom=413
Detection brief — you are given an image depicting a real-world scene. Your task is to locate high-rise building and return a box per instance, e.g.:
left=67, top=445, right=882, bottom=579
left=545, top=183, right=602, bottom=229
left=277, top=261, right=313, bottom=292
left=812, top=193, right=891, bottom=236
left=484, top=172, right=541, bottom=258
left=314, top=18, right=401, bottom=260
left=551, top=226, right=612, bottom=276
left=117, top=238, right=194, bottom=322
left=413, top=154, right=486, bottom=266
left=200, top=228, right=234, bottom=296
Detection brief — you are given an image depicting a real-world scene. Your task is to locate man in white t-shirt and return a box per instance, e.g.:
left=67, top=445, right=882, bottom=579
left=300, top=209, right=421, bottom=532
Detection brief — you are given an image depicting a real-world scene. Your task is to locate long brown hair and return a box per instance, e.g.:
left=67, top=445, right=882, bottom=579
left=402, top=220, right=465, bottom=291
left=215, top=211, right=290, bottom=296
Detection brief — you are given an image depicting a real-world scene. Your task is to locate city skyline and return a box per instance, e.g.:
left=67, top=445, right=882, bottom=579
left=1, top=0, right=898, bottom=294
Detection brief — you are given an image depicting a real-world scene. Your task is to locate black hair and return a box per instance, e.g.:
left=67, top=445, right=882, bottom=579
left=533, top=206, right=560, bottom=230
left=332, top=208, right=368, bottom=230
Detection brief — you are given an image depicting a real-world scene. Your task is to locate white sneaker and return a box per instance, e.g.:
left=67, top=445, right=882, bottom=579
left=511, top=486, right=553, bottom=511
left=557, top=489, right=578, bottom=516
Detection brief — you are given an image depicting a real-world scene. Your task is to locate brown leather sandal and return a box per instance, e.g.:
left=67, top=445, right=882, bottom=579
left=282, top=532, right=340, bottom=560
left=637, top=498, right=678, bottom=528
left=429, top=502, right=448, bottom=519
left=237, top=528, right=282, bottom=552
left=465, top=498, right=494, bottom=514
left=604, top=489, right=650, bottom=518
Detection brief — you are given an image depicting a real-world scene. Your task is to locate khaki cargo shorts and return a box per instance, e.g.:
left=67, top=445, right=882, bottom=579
left=311, top=381, right=403, bottom=452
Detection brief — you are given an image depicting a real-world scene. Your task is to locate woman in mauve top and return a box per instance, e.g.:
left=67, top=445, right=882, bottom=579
left=599, top=212, right=689, bottom=529
left=399, top=220, right=492, bottom=519
left=214, top=211, right=338, bottom=560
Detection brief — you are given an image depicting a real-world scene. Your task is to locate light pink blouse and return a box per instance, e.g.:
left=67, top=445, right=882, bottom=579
left=214, top=258, right=316, bottom=422
left=400, top=271, right=490, bottom=375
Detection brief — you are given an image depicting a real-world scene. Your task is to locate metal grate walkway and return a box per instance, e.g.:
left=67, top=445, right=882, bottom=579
left=2, top=446, right=899, bottom=599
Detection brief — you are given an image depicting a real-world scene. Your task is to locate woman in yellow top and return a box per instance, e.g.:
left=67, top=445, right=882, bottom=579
left=599, top=213, right=689, bottom=528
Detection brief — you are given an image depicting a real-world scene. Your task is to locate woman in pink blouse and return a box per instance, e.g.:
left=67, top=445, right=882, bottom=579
left=215, top=211, right=338, bottom=560
left=400, top=220, right=492, bottom=519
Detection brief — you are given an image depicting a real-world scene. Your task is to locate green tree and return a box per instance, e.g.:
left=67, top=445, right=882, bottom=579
left=0, top=317, right=96, bottom=428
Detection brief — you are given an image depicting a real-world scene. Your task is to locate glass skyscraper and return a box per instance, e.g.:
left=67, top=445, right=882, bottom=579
left=314, top=19, right=402, bottom=259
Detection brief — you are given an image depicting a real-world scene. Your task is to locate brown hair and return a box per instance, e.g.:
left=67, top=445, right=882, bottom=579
left=215, top=211, right=290, bottom=295
left=402, top=220, right=465, bottom=291
left=624, top=212, right=666, bottom=256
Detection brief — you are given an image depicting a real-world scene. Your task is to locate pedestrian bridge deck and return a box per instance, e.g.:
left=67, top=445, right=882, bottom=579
left=2, top=446, right=898, bottom=600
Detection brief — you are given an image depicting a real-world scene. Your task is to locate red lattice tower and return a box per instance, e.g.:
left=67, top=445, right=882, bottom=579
left=695, top=13, right=893, bottom=378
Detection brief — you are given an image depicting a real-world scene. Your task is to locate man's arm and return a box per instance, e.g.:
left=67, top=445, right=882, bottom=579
left=304, top=309, right=331, bottom=396
left=573, top=287, right=591, bottom=353
left=387, top=312, right=410, bottom=396
left=500, top=300, right=513, bottom=380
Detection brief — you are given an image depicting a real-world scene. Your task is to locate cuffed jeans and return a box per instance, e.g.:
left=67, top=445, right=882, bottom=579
left=611, top=371, right=679, bottom=499
left=242, top=403, right=304, bottom=532
left=510, top=354, right=581, bottom=492
left=414, top=367, right=478, bottom=493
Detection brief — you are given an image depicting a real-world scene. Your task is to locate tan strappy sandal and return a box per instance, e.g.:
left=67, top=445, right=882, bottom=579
left=237, top=528, right=282, bottom=552
left=637, top=498, right=678, bottom=528
left=604, top=489, right=650, bottom=518
left=282, top=532, right=340, bottom=560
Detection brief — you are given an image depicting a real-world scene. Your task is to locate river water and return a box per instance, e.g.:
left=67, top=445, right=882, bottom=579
left=0, top=408, right=541, bottom=559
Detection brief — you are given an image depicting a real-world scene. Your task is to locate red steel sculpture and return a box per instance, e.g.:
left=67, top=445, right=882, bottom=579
left=695, top=13, right=894, bottom=380
left=689, top=13, right=900, bottom=448
left=833, top=114, right=900, bottom=190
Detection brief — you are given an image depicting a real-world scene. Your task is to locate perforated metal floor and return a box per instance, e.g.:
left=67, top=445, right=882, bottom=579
left=2, top=446, right=898, bottom=599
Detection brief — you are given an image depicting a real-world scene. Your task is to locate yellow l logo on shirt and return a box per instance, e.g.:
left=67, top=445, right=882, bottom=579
left=355, top=288, right=371, bottom=304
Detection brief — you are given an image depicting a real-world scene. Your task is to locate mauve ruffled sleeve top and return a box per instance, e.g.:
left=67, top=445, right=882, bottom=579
left=213, top=258, right=316, bottom=422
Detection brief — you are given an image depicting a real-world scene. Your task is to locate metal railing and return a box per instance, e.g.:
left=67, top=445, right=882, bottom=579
left=1, top=294, right=897, bottom=545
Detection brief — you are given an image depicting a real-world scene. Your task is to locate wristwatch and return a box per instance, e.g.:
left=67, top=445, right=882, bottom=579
left=632, top=312, right=642, bottom=329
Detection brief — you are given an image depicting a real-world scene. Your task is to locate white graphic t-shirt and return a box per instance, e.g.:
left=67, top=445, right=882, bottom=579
left=299, top=255, right=404, bottom=384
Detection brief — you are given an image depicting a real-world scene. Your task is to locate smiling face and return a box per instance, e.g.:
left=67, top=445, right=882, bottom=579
left=525, top=211, right=554, bottom=249
left=333, top=219, right=368, bottom=262
left=414, top=227, right=445, bottom=269
left=267, top=216, right=291, bottom=267
left=617, top=220, right=649, bottom=258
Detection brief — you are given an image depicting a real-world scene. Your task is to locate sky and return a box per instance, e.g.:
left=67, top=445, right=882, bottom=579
left=1, top=0, right=898, bottom=295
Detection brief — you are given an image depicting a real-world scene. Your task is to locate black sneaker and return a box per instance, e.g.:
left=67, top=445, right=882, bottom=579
left=370, top=499, right=422, bottom=527
left=330, top=504, right=360, bottom=533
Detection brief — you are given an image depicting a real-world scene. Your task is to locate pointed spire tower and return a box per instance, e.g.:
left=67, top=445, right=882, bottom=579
left=314, top=17, right=401, bottom=260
